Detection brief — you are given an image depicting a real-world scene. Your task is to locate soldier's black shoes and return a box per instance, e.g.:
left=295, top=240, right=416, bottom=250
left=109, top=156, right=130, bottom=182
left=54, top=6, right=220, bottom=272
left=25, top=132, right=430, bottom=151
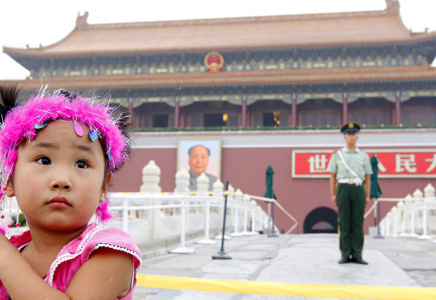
left=338, top=256, right=350, bottom=264
left=350, top=257, right=368, bottom=265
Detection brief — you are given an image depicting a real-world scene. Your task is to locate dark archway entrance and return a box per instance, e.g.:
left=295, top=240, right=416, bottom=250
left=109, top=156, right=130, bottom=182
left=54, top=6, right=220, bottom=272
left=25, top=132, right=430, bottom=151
left=304, top=207, right=338, bottom=233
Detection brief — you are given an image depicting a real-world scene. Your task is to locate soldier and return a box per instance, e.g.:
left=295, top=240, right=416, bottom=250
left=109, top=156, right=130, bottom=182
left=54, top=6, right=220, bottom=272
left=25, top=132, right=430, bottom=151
left=327, top=122, right=372, bottom=265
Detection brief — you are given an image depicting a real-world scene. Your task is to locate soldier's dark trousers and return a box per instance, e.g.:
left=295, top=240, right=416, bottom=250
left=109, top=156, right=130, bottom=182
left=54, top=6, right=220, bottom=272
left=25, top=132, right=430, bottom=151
left=336, top=183, right=366, bottom=258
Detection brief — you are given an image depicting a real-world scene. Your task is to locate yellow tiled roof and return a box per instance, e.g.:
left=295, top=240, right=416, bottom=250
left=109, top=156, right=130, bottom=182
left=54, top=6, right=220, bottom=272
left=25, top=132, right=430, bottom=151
left=5, top=1, right=435, bottom=57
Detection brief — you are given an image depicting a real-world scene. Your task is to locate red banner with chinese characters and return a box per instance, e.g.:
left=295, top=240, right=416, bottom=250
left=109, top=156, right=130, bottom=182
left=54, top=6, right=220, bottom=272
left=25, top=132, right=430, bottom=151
left=292, top=149, right=436, bottom=178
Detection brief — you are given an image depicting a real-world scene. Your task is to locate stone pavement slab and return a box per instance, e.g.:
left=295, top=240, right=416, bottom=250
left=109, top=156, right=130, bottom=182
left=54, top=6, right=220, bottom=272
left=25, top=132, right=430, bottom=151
left=133, top=234, right=436, bottom=300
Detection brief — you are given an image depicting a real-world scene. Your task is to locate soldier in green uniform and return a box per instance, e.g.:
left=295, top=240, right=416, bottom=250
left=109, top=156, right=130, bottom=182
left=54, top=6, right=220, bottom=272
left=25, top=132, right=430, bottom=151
left=327, top=122, right=372, bottom=265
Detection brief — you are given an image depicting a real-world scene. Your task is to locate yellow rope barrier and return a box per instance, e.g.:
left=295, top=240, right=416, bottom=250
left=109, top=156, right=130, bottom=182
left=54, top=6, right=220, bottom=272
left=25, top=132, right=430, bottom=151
left=136, top=274, right=436, bottom=300
left=247, top=194, right=299, bottom=234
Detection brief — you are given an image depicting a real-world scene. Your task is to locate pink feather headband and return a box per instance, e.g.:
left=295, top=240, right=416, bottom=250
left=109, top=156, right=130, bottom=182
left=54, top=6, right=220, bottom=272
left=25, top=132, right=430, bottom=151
left=0, top=89, right=131, bottom=226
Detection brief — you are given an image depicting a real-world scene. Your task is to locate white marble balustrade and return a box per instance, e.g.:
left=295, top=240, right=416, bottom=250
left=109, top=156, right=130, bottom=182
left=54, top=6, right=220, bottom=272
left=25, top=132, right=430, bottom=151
left=379, top=184, right=436, bottom=241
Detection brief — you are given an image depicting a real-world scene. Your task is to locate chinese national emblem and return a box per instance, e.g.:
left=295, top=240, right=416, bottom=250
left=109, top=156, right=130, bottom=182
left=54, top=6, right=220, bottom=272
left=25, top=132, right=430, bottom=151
left=204, top=52, right=224, bottom=73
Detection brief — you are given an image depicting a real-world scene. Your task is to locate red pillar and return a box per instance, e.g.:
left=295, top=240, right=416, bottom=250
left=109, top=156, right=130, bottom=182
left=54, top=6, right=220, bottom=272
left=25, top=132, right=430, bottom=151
left=395, top=96, right=402, bottom=126
left=128, top=102, right=136, bottom=128
left=342, top=97, right=348, bottom=125
left=174, top=101, right=180, bottom=128
left=180, top=110, right=185, bottom=128
left=241, top=99, right=247, bottom=127
left=291, top=98, right=297, bottom=127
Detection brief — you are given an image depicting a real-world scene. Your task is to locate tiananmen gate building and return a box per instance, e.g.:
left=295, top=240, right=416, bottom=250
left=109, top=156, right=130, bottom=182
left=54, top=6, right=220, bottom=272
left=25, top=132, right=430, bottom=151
left=2, top=0, right=436, bottom=234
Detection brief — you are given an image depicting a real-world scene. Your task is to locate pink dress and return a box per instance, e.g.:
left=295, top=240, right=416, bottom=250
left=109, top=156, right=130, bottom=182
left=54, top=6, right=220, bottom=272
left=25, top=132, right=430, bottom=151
left=0, top=223, right=142, bottom=300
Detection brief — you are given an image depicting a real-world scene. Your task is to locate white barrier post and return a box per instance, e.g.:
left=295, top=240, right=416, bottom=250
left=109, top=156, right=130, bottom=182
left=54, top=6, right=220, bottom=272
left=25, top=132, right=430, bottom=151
left=419, top=184, right=434, bottom=240
left=249, top=200, right=259, bottom=235
left=197, top=194, right=217, bottom=245
left=230, top=189, right=243, bottom=237
left=170, top=197, right=196, bottom=254
left=215, top=184, right=234, bottom=240
left=241, top=194, right=251, bottom=235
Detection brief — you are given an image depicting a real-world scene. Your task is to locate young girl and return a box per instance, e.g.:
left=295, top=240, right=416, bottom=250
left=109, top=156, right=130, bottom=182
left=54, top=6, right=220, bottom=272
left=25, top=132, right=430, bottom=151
left=0, top=85, right=142, bottom=300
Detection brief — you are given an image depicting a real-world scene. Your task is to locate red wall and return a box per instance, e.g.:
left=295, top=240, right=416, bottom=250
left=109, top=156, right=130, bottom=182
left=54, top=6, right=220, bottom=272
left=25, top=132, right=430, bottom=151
left=111, top=147, right=433, bottom=234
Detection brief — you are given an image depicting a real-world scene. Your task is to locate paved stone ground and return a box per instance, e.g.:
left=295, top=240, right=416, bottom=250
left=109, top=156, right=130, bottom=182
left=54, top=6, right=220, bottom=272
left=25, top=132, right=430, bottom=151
left=132, top=234, right=436, bottom=300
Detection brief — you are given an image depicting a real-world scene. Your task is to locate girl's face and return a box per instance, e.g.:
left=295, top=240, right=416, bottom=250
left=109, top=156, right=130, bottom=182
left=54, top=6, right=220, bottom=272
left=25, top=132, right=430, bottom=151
left=6, top=120, right=110, bottom=232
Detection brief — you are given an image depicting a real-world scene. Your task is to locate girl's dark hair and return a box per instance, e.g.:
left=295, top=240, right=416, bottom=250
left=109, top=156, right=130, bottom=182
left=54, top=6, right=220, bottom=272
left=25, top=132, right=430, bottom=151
left=0, top=84, right=21, bottom=121
left=0, top=84, right=132, bottom=173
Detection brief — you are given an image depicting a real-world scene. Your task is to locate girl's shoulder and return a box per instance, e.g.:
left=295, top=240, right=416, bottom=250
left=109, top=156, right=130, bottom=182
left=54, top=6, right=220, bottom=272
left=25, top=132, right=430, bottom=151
left=83, top=225, right=142, bottom=267
left=61, top=223, right=142, bottom=269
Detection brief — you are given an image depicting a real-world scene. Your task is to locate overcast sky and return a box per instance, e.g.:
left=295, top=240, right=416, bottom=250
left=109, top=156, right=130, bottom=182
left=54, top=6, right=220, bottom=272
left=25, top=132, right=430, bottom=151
left=1, top=0, right=435, bottom=80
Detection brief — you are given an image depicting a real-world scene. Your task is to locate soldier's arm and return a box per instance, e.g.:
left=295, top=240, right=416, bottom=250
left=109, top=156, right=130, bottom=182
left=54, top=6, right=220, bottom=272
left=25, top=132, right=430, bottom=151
left=330, top=173, right=337, bottom=206
left=365, top=174, right=370, bottom=206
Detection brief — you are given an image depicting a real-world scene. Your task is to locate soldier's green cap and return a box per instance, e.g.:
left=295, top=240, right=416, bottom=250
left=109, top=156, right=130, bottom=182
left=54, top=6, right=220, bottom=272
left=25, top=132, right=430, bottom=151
left=341, top=122, right=360, bottom=134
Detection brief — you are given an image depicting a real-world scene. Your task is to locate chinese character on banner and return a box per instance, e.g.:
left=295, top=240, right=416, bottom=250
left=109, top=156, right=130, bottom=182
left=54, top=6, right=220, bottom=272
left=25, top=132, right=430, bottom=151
left=292, top=150, right=436, bottom=178
left=395, top=154, right=417, bottom=173
left=307, top=154, right=328, bottom=173
left=425, top=154, right=436, bottom=173
left=377, top=158, right=387, bottom=173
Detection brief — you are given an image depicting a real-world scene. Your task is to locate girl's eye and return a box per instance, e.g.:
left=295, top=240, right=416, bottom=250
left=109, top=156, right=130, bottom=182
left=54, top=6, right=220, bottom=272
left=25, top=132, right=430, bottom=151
left=75, top=160, right=89, bottom=169
left=36, top=157, right=51, bottom=165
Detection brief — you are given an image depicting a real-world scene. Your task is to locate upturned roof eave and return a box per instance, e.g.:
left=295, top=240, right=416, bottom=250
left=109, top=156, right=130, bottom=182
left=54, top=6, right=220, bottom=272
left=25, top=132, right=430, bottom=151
left=6, top=1, right=426, bottom=59
left=4, top=65, right=436, bottom=90
left=5, top=32, right=436, bottom=59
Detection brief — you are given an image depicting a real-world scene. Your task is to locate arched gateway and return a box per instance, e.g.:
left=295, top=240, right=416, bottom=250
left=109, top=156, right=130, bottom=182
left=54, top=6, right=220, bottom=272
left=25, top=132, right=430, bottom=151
left=304, top=207, right=338, bottom=234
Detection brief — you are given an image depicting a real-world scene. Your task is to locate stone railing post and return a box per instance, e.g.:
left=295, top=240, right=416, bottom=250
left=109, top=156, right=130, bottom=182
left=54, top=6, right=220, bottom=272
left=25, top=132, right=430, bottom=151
left=397, top=200, right=406, bottom=236
left=140, top=160, right=161, bottom=193
left=404, top=194, right=417, bottom=237
left=227, top=184, right=235, bottom=199
left=420, top=184, right=434, bottom=240
left=413, top=189, right=423, bottom=236
left=212, top=179, right=224, bottom=215
left=139, top=160, right=161, bottom=219
left=213, top=179, right=224, bottom=196
left=196, top=173, right=210, bottom=195
left=230, top=189, right=243, bottom=237
left=386, top=212, right=391, bottom=236
left=174, top=169, right=190, bottom=193
left=256, top=205, right=263, bottom=232
left=139, top=160, right=163, bottom=237
left=424, top=183, right=435, bottom=198
left=424, top=183, right=436, bottom=238
left=392, top=206, right=398, bottom=237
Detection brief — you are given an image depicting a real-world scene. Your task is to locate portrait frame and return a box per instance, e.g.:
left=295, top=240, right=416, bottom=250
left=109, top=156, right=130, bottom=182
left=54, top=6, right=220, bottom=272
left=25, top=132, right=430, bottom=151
left=177, top=138, right=222, bottom=181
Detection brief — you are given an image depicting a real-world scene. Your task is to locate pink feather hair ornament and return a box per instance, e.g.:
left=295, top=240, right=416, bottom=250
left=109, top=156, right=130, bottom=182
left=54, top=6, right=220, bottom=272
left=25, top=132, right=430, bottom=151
left=95, top=199, right=114, bottom=224
left=0, top=87, right=131, bottom=224
left=0, top=224, right=7, bottom=236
